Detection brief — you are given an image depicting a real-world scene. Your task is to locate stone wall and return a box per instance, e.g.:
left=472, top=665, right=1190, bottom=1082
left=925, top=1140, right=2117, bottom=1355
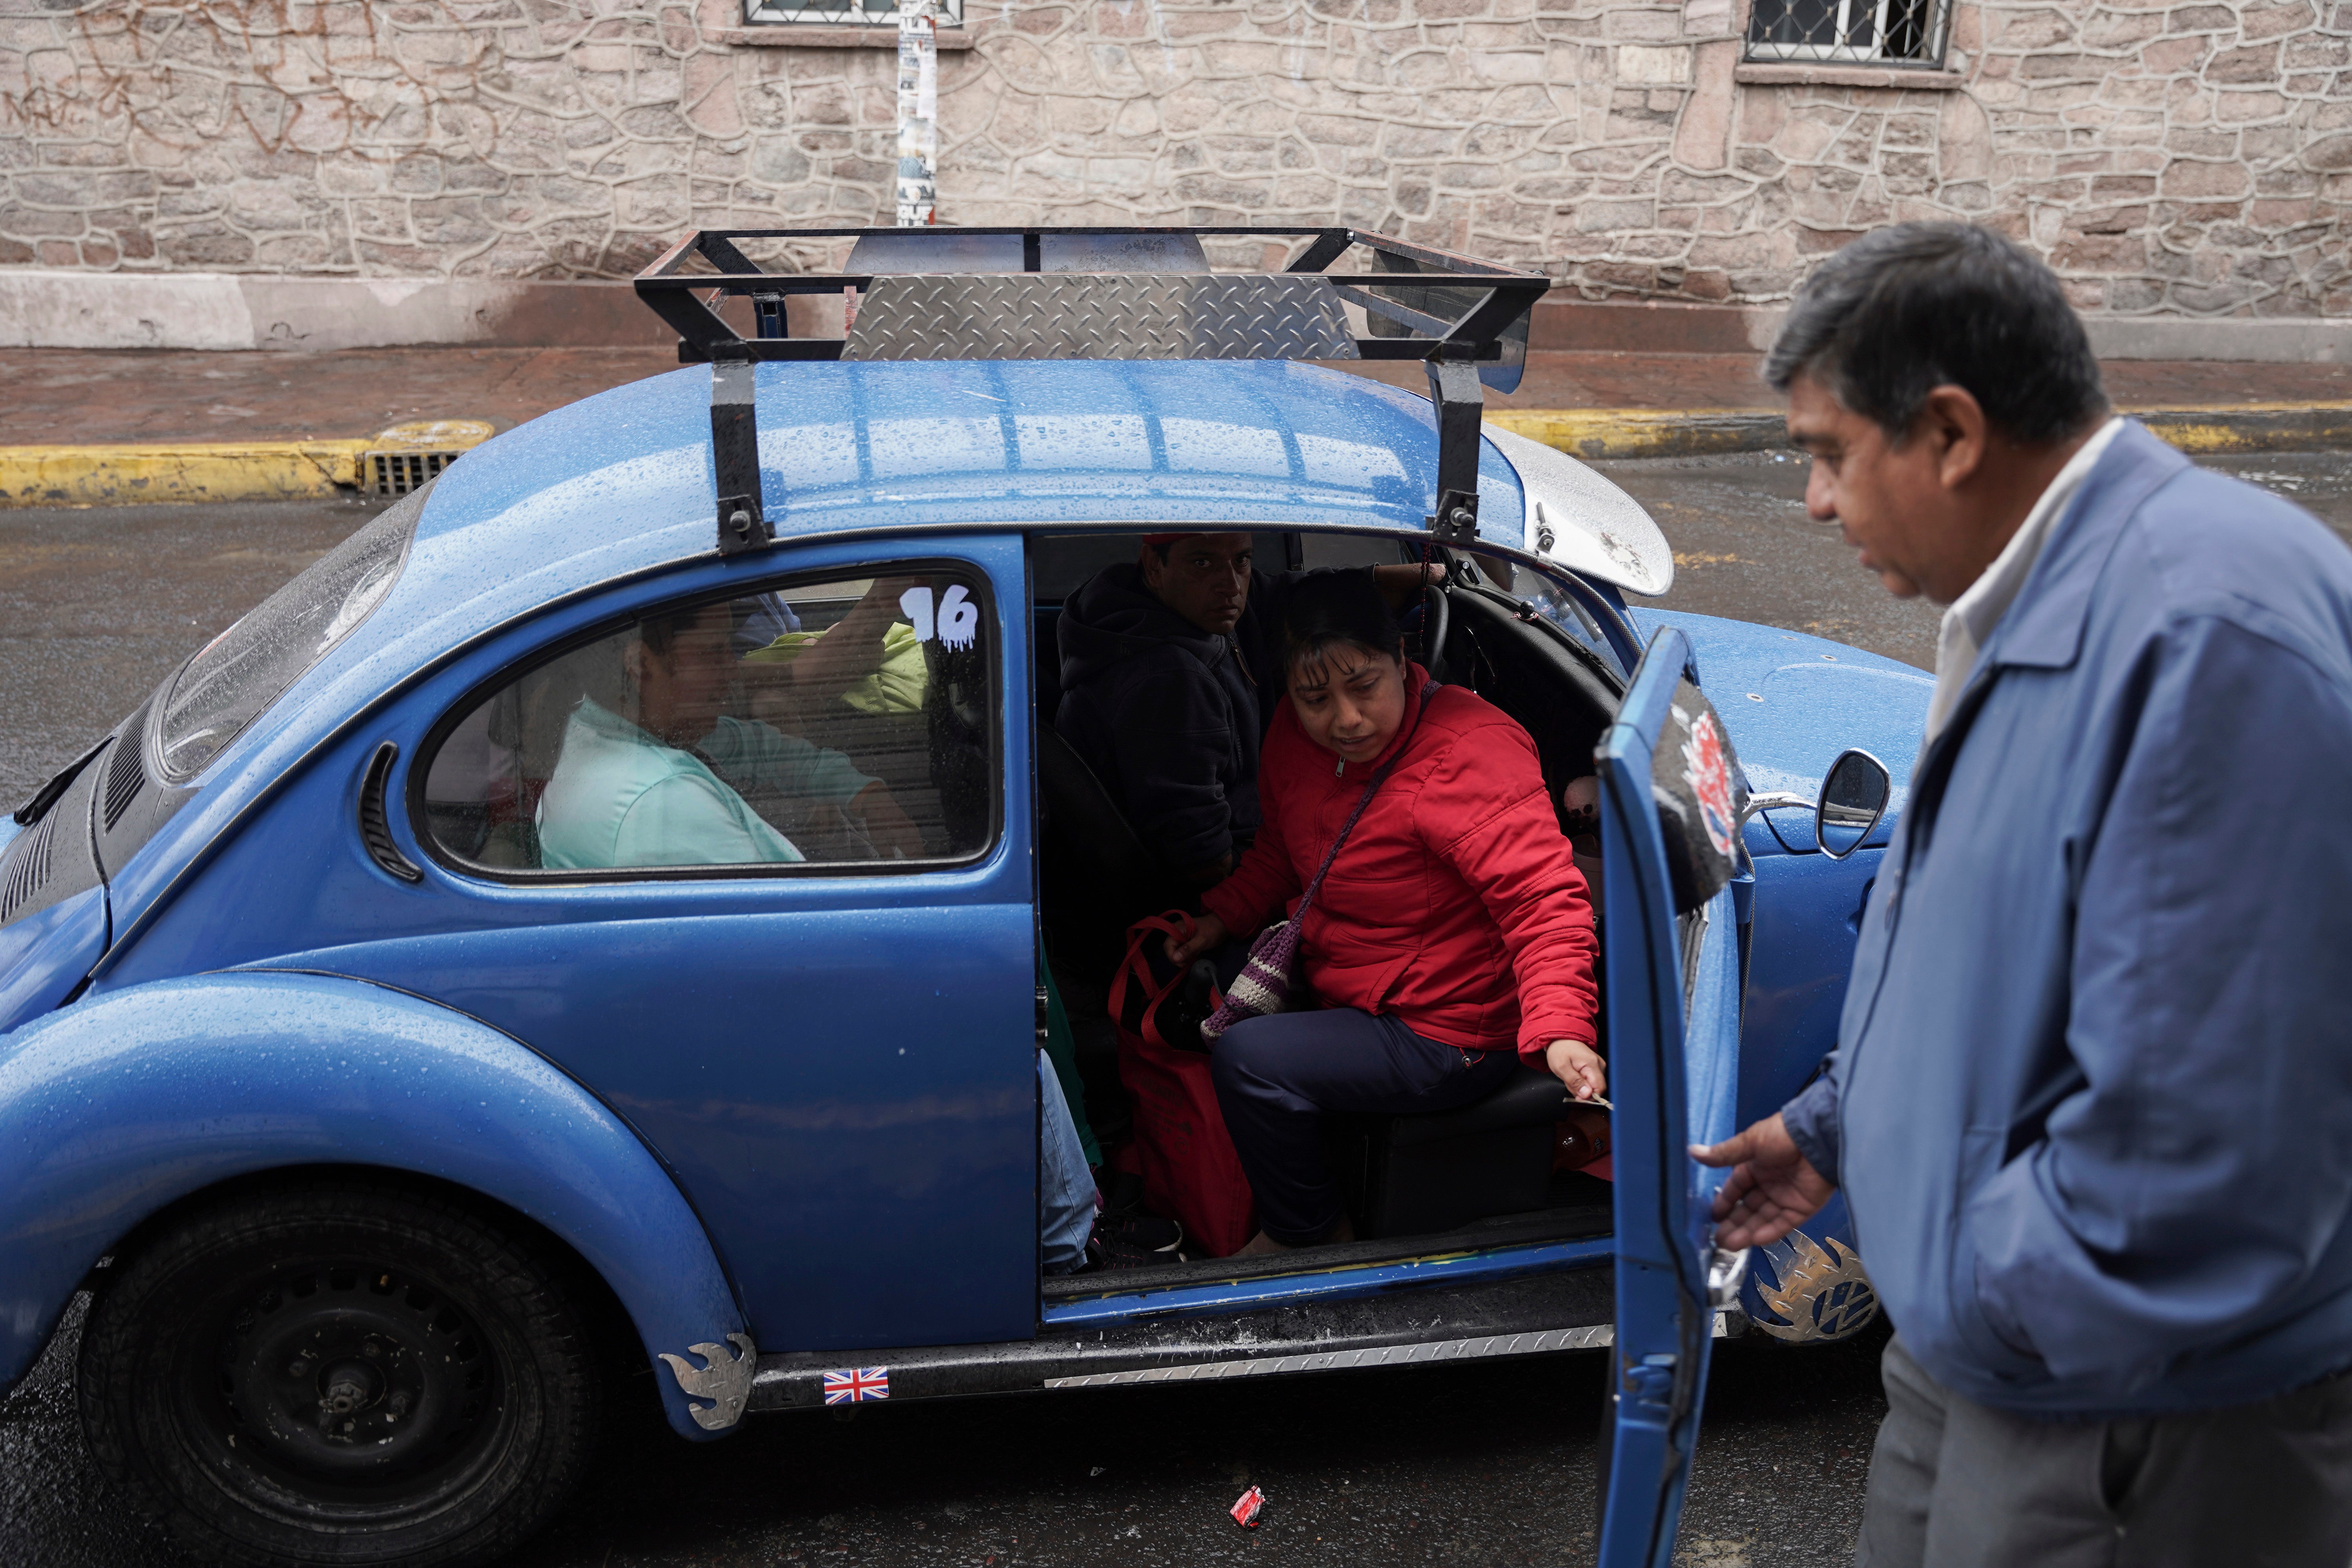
left=1, top=0, right=2346, bottom=317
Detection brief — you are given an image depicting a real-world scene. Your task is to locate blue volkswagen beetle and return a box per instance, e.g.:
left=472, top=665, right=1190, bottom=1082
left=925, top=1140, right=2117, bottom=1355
left=0, top=228, right=1926, bottom=1568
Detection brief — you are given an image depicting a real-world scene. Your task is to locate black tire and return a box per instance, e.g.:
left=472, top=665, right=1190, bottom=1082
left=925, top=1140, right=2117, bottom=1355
left=78, top=1180, right=603, bottom=1568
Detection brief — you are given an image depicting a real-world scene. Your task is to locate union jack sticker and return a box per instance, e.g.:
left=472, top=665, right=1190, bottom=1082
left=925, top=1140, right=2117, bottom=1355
left=822, top=1367, right=890, bottom=1405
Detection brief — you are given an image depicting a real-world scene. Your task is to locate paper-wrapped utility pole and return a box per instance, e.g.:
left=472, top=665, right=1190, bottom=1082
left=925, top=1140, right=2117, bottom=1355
left=895, top=0, right=937, bottom=226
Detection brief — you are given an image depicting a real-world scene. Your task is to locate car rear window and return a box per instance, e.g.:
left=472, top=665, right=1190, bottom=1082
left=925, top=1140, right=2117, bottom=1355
left=159, top=485, right=426, bottom=782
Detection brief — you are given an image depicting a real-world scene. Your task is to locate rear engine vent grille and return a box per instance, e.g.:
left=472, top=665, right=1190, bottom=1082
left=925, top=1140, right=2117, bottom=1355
left=364, top=450, right=456, bottom=497
left=359, top=741, right=424, bottom=884
left=103, top=711, right=149, bottom=831
left=0, top=813, right=59, bottom=925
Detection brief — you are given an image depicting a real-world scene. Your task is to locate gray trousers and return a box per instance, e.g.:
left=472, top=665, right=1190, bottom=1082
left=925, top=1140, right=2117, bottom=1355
left=1857, top=1335, right=2352, bottom=1568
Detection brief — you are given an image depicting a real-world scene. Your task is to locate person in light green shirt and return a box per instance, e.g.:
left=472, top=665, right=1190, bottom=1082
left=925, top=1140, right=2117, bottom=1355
left=538, top=697, right=871, bottom=869
left=532, top=594, right=1134, bottom=1273
left=742, top=620, right=929, bottom=715
left=537, top=601, right=922, bottom=870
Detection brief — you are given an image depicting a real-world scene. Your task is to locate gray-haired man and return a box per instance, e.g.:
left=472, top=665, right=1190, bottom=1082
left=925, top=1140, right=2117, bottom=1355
left=1696, top=223, right=2352, bottom=1565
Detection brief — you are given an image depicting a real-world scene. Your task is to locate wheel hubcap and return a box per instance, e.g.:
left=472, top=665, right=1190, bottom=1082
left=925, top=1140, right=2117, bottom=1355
left=316, top=1358, right=383, bottom=1417
left=209, top=1265, right=501, bottom=1492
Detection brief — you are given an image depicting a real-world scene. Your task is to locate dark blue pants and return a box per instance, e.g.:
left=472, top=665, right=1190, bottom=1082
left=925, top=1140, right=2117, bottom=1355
left=1210, top=1009, right=1521, bottom=1245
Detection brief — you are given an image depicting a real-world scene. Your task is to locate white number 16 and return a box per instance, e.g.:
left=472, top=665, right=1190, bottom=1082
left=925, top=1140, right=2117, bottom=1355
left=898, top=583, right=980, bottom=652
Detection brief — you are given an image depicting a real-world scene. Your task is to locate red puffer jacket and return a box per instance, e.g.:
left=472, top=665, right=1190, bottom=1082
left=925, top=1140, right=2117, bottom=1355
left=1200, top=666, right=1598, bottom=1065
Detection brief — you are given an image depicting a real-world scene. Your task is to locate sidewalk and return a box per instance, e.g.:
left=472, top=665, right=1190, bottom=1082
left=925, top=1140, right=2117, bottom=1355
left=5, top=344, right=2350, bottom=506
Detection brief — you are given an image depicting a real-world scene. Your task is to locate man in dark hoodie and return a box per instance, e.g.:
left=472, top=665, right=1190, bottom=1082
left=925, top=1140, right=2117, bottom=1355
left=1056, top=532, right=1434, bottom=887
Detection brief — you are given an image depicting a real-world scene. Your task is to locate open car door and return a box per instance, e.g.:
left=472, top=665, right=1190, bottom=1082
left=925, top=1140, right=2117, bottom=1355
left=1594, top=625, right=1748, bottom=1566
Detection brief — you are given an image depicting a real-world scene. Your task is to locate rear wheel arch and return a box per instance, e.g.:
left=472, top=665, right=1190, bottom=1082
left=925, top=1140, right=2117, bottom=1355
left=0, top=970, right=750, bottom=1440
left=87, top=1162, right=653, bottom=1394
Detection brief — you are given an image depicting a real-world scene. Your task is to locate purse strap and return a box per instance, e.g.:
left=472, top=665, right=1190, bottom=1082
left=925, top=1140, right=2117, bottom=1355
left=1289, top=678, right=1441, bottom=927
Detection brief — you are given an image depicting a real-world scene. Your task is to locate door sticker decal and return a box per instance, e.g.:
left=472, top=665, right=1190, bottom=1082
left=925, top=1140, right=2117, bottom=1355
left=1674, top=704, right=1737, bottom=858
left=822, top=1366, right=892, bottom=1403
left=899, top=584, right=980, bottom=650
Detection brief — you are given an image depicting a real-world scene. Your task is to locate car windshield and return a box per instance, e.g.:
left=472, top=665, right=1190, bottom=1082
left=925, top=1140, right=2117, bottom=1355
left=1515, top=566, right=1628, bottom=682
left=159, top=486, right=426, bottom=782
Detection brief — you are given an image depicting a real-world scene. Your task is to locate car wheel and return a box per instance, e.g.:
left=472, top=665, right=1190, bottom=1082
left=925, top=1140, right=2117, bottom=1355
left=78, top=1180, right=603, bottom=1568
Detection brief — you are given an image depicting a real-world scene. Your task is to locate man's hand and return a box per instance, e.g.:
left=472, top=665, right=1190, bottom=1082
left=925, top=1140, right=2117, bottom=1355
left=1166, top=912, right=1228, bottom=966
left=1690, top=1114, right=1835, bottom=1249
left=851, top=782, right=926, bottom=860
left=1544, top=1038, right=1606, bottom=1101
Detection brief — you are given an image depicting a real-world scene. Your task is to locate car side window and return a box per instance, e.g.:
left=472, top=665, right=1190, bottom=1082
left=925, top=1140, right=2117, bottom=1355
left=419, top=566, right=995, bottom=875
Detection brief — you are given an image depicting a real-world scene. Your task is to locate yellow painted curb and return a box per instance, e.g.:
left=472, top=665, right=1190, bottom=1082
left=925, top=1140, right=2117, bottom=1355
left=1486, top=407, right=1782, bottom=461
left=0, top=441, right=370, bottom=507
left=0, top=420, right=497, bottom=509
left=2121, top=401, right=2352, bottom=454
left=1488, top=401, right=2352, bottom=460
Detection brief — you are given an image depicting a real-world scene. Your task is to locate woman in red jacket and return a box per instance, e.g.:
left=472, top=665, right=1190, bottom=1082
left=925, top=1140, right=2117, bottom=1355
left=1169, top=571, right=1603, bottom=1256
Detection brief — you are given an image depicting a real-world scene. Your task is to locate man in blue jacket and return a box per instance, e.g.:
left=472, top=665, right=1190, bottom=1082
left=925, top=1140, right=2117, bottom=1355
left=1696, top=223, right=2352, bottom=1564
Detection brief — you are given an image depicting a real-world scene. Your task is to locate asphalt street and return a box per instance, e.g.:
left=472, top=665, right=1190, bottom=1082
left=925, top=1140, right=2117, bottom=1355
left=1621, top=448, right=2352, bottom=673
left=0, top=495, right=383, bottom=804
left=5, top=450, right=2352, bottom=1568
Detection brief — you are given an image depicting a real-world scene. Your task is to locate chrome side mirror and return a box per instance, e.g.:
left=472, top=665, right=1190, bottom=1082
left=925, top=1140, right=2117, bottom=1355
left=1816, top=748, right=1891, bottom=860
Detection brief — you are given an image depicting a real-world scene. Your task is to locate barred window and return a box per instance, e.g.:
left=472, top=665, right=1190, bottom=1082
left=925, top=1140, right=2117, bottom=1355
left=1744, top=0, right=1949, bottom=65
left=742, top=0, right=962, bottom=25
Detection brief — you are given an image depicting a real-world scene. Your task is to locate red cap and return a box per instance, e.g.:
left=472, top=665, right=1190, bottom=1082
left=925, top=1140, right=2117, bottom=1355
left=1140, top=532, right=1203, bottom=548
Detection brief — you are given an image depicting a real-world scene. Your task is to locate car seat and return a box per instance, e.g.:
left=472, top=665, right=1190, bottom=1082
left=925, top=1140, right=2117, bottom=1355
left=1036, top=724, right=1190, bottom=991
left=1327, top=1064, right=1583, bottom=1238
left=919, top=633, right=991, bottom=854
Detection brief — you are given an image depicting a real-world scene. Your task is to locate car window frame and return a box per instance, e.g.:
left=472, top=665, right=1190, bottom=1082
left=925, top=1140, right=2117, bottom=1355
left=406, top=555, right=1005, bottom=886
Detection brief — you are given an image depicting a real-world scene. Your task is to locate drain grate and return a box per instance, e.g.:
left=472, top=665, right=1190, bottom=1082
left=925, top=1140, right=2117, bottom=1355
left=364, top=450, right=456, bottom=497
left=355, top=419, right=496, bottom=498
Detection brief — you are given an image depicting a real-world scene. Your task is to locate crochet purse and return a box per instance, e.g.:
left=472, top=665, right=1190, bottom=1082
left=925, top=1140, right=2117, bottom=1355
left=1199, top=679, right=1439, bottom=1047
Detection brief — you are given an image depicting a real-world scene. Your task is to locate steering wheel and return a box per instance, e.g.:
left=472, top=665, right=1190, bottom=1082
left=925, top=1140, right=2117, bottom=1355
left=1420, top=580, right=1451, bottom=683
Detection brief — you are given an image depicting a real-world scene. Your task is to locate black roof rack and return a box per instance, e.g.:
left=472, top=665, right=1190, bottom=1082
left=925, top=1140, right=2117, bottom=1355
left=637, top=225, right=1546, bottom=557
left=635, top=224, right=1543, bottom=372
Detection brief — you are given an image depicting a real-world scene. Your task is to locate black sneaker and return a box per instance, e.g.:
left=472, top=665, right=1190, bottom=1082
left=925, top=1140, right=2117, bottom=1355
left=1079, top=1220, right=1171, bottom=1272
left=1097, top=1210, right=1184, bottom=1256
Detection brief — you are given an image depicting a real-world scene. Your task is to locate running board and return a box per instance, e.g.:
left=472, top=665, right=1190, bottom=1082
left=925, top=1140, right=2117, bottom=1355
left=748, top=1266, right=1744, bottom=1412
left=1051, top=1314, right=1742, bottom=1390
left=1044, top=1323, right=1619, bottom=1388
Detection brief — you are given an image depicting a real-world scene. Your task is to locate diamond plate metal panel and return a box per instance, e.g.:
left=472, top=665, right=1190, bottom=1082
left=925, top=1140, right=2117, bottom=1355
left=1038, top=1313, right=1736, bottom=1390
left=1042, top=1326, right=1592, bottom=1389
left=843, top=230, right=1209, bottom=275
left=841, top=274, right=1359, bottom=361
